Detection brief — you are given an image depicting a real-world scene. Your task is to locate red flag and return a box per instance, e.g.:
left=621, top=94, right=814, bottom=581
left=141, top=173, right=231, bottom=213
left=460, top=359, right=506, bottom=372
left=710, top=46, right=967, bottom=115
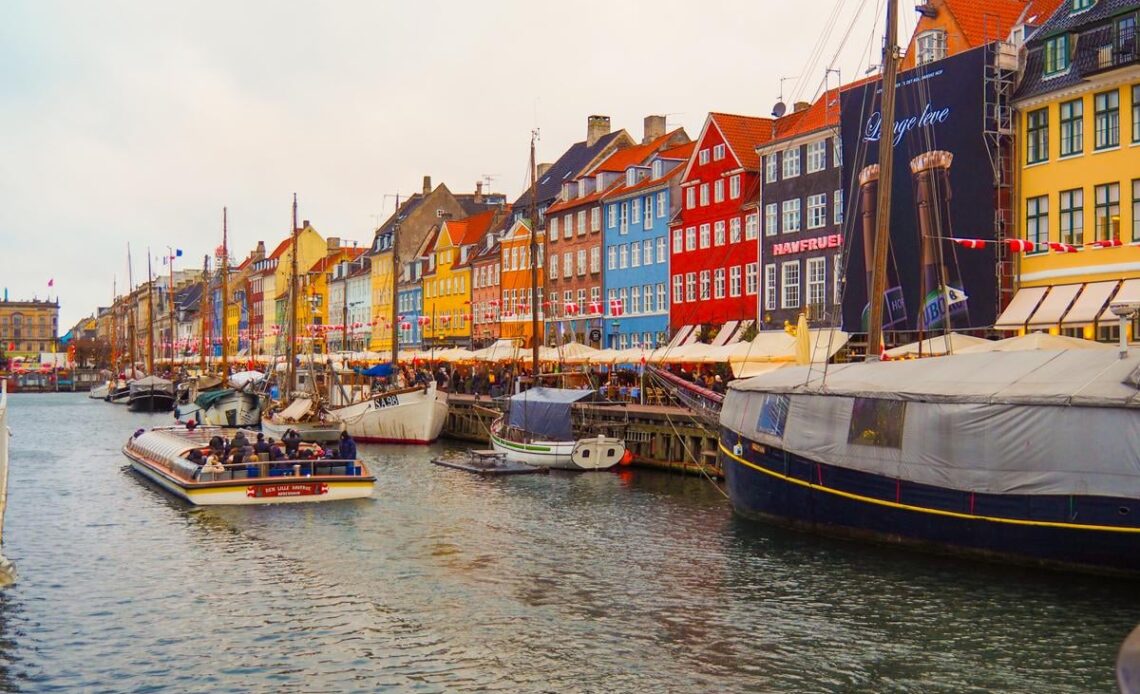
left=609, top=299, right=624, bottom=317
left=953, top=238, right=986, bottom=250
left=1092, top=239, right=1122, bottom=249
left=1006, top=239, right=1036, bottom=253
left=1049, top=242, right=1079, bottom=253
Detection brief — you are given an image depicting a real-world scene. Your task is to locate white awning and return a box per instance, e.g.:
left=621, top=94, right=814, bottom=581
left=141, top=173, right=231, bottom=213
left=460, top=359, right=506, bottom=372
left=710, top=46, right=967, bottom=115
left=730, top=320, right=754, bottom=345
left=667, top=324, right=694, bottom=349
left=1062, top=280, right=1121, bottom=327
left=1026, top=284, right=1081, bottom=328
left=711, top=320, right=739, bottom=346
left=1098, top=278, right=1140, bottom=324
left=993, top=286, right=1049, bottom=329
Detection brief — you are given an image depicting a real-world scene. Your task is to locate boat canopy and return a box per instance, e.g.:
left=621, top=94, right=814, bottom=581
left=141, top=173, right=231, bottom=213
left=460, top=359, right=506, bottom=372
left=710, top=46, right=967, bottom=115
left=130, top=376, right=173, bottom=394
left=506, top=387, right=600, bottom=442
left=356, top=363, right=393, bottom=377
left=722, top=349, right=1140, bottom=498
left=195, top=388, right=237, bottom=410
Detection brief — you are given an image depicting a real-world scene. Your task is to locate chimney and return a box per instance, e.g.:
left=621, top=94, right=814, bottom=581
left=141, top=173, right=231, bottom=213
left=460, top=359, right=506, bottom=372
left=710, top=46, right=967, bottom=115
left=475, top=181, right=484, bottom=204
left=643, top=115, right=666, bottom=144
left=794, top=101, right=811, bottom=113
left=586, top=115, right=611, bottom=146
left=327, top=237, right=341, bottom=251
left=537, top=162, right=553, bottom=179
left=302, top=219, right=310, bottom=229
left=253, top=241, right=266, bottom=261
left=422, top=175, right=432, bottom=195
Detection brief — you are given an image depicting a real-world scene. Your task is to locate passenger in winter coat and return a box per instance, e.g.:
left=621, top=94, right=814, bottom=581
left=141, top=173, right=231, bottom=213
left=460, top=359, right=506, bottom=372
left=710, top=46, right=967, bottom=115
left=338, top=431, right=357, bottom=461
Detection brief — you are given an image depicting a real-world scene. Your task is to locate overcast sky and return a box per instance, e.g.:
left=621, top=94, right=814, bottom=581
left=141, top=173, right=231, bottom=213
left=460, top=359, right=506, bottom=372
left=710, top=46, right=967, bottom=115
left=1, top=0, right=917, bottom=329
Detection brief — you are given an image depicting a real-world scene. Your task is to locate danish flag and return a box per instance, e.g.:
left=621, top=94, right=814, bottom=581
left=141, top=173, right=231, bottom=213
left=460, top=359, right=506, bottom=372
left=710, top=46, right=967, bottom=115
left=1049, top=242, right=1079, bottom=253
left=609, top=298, right=624, bottom=317
left=588, top=301, right=602, bottom=314
left=564, top=302, right=579, bottom=315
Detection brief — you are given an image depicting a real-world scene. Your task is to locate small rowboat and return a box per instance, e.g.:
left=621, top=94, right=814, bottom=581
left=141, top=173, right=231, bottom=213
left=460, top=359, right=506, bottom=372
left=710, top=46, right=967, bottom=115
left=122, top=426, right=375, bottom=506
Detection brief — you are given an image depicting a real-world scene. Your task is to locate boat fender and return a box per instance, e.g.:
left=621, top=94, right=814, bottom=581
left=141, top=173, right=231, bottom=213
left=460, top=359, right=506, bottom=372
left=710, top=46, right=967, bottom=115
left=620, top=449, right=633, bottom=466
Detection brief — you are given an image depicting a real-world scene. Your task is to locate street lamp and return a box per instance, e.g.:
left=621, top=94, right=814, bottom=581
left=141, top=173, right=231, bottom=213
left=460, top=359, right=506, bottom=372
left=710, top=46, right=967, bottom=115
left=1110, top=301, right=1140, bottom=359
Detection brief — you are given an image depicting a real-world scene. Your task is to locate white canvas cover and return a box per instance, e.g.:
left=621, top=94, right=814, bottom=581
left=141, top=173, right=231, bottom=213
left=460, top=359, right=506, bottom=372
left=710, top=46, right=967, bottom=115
left=277, top=398, right=314, bottom=421
left=666, top=325, right=695, bottom=349
left=883, top=333, right=990, bottom=358
left=711, top=321, right=739, bottom=346
left=722, top=349, right=1140, bottom=498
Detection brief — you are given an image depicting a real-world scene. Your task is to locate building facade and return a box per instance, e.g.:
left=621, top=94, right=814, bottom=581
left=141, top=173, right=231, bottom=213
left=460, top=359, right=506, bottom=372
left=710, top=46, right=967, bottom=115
left=498, top=219, right=545, bottom=347
left=0, top=299, right=59, bottom=360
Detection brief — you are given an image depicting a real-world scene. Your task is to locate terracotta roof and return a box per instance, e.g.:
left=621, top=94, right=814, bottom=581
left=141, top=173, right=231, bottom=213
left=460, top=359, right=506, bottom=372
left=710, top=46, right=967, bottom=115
left=709, top=113, right=774, bottom=171
left=308, top=248, right=365, bottom=274
left=590, top=129, right=680, bottom=173
left=267, top=237, right=292, bottom=260
left=659, top=141, right=696, bottom=161
left=453, top=207, right=509, bottom=246
left=948, top=0, right=1031, bottom=46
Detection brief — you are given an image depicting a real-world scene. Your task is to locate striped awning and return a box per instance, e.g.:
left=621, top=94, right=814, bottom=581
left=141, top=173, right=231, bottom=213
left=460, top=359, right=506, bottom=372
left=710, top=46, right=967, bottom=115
left=1025, top=284, right=1081, bottom=328
left=1098, top=279, right=1140, bottom=324
left=711, top=320, right=739, bottom=346
left=1061, top=281, right=1121, bottom=327
left=993, top=286, right=1048, bottom=330
left=667, top=324, right=695, bottom=349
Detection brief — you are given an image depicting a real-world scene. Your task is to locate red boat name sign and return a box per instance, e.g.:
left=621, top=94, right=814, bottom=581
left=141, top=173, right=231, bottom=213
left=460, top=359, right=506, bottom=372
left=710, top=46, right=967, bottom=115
left=246, top=482, right=330, bottom=498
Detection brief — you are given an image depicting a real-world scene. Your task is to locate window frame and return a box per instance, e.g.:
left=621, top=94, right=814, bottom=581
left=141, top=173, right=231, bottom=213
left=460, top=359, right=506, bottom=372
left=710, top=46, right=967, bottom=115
left=1026, top=195, right=1050, bottom=253
left=1026, top=108, right=1049, bottom=164
left=1094, top=182, right=1121, bottom=242
left=1094, top=89, right=1120, bottom=150
left=780, top=261, right=800, bottom=309
left=1059, top=98, right=1084, bottom=156
left=1059, top=188, right=1084, bottom=246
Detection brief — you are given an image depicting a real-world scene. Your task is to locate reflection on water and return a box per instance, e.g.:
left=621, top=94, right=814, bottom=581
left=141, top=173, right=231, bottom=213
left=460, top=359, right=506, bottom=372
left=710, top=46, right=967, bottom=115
left=0, top=393, right=1134, bottom=691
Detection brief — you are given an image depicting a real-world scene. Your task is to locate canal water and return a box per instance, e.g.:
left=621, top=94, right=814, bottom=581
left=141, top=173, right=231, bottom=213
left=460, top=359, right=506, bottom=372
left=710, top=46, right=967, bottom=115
left=0, top=393, right=1136, bottom=692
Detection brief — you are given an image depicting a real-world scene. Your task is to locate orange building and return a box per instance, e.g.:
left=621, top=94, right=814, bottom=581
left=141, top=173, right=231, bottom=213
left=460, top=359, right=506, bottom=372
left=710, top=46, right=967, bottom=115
left=498, top=218, right=545, bottom=348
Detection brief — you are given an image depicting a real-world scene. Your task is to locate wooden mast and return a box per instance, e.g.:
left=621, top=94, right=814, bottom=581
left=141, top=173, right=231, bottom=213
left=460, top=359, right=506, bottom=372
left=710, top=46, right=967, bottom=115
left=220, top=207, right=230, bottom=378
left=286, top=194, right=299, bottom=398
left=199, top=254, right=209, bottom=373
left=145, top=250, right=155, bottom=376
left=110, top=278, right=119, bottom=373
left=389, top=195, right=400, bottom=372
left=865, top=0, right=900, bottom=360
left=528, top=130, right=540, bottom=376
left=127, top=244, right=138, bottom=375
left=167, top=248, right=176, bottom=364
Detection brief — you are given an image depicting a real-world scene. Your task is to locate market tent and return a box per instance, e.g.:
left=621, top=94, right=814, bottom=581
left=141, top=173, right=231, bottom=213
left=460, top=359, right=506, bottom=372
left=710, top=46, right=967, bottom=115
left=434, top=348, right=476, bottom=362
left=552, top=341, right=601, bottom=364
left=883, top=333, right=991, bottom=359
left=958, top=332, right=1111, bottom=353
left=473, top=339, right=523, bottom=362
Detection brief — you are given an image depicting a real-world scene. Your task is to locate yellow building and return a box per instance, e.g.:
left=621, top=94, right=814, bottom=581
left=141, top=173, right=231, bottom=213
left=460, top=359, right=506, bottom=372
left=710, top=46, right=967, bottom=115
left=0, top=299, right=59, bottom=360
left=369, top=244, right=395, bottom=352
left=1002, top=3, right=1140, bottom=341
left=306, top=244, right=365, bottom=331
left=422, top=209, right=503, bottom=348
left=270, top=223, right=326, bottom=351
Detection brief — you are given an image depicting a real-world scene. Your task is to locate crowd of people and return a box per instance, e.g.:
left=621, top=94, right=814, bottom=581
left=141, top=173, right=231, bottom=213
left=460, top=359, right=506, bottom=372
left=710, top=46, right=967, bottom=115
left=183, top=425, right=358, bottom=480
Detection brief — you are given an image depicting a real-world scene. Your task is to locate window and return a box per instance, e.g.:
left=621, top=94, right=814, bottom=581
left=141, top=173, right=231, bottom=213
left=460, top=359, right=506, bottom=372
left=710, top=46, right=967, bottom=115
left=806, top=140, right=827, bottom=172
left=730, top=217, right=742, bottom=244
left=657, top=191, right=666, bottom=217
left=714, top=179, right=725, bottom=203
left=730, top=175, right=741, bottom=199
left=729, top=265, right=742, bottom=297
left=563, top=253, right=573, bottom=277
left=1072, top=0, right=1093, bottom=12
left=764, top=264, right=776, bottom=310
left=619, top=244, right=629, bottom=269
left=699, top=149, right=710, bottom=165
left=579, top=288, right=588, bottom=313
left=608, top=246, right=617, bottom=270
left=713, top=268, right=725, bottom=299
left=657, top=237, right=666, bottom=263
left=782, top=148, right=800, bottom=178
left=1095, top=183, right=1120, bottom=241
left=643, top=239, right=654, bottom=265
left=713, top=143, right=726, bottom=160
left=699, top=224, right=711, bottom=249
left=657, top=284, right=666, bottom=312
left=916, top=30, right=947, bottom=65
left=834, top=189, right=844, bottom=225
left=686, top=187, right=696, bottom=209
left=685, top=272, right=696, bottom=302
left=591, top=207, right=601, bottom=232
left=1059, top=188, right=1084, bottom=246
left=765, top=154, right=778, bottom=183
left=673, top=229, right=682, bottom=253
left=590, top=246, right=601, bottom=273
left=746, top=213, right=760, bottom=240
left=564, top=214, right=573, bottom=239
left=1133, top=179, right=1140, bottom=242
left=848, top=398, right=907, bottom=448
left=807, top=257, right=827, bottom=310
left=699, top=270, right=710, bottom=300
left=644, top=197, right=653, bottom=229
left=833, top=136, right=842, bottom=168
left=631, top=199, right=641, bottom=225
left=550, top=217, right=559, bottom=240
left=577, top=210, right=587, bottom=235
left=591, top=285, right=601, bottom=307
left=1026, top=108, right=1048, bottom=164
left=550, top=253, right=559, bottom=279
left=782, top=199, right=802, bottom=233
left=714, top=221, right=726, bottom=246
left=699, top=184, right=709, bottom=206
left=756, top=394, right=791, bottom=437
left=643, top=284, right=654, bottom=313
left=765, top=204, right=778, bottom=236
left=619, top=203, right=629, bottom=234
left=630, top=285, right=641, bottom=314
left=1026, top=195, right=1049, bottom=253
left=781, top=261, right=801, bottom=309
left=631, top=241, right=641, bottom=267
left=746, top=262, right=760, bottom=296
left=607, top=205, right=617, bottom=228
left=673, top=275, right=684, bottom=303
left=685, top=226, right=697, bottom=251
left=1134, top=85, right=1140, bottom=143
left=1044, top=34, right=1070, bottom=75
left=807, top=193, right=827, bottom=229
left=1095, top=90, right=1120, bottom=149
left=1060, top=98, right=1083, bottom=156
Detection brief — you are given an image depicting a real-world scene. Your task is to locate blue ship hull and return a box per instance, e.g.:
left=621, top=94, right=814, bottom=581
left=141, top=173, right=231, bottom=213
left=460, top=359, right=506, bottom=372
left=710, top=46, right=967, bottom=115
left=720, top=431, right=1140, bottom=575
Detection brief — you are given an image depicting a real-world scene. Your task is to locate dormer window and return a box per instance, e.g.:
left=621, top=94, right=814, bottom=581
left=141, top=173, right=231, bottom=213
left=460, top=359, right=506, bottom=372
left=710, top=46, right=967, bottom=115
left=626, top=168, right=637, bottom=187
left=1072, top=0, right=1094, bottom=12
left=652, top=160, right=664, bottom=178
left=916, top=30, right=947, bottom=65
left=562, top=182, right=575, bottom=200
left=1044, top=34, right=1071, bottom=75
left=578, top=180, right=588, bottom=198
left=596, top=173, right=605, bottom=189
left=712, top=144, right=726, bottom=161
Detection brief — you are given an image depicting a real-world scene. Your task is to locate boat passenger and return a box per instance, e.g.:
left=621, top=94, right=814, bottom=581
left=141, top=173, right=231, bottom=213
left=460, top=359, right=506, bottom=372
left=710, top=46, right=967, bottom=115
left=231, top=431, right=250, bottom=451
left=202, top=454, right=226, bottom=477
left=338, top=431, right=357, bottom=461
left=187, top=448, right=204, bottom=465
left=268, top=442, right=285, bottom=462
left=185, top=419, right=198, bottom=431
left=208, top=435, right=225, bottom=457
left=282, top=429, right=302, bottom=458
left=253, top=433, right=270, bottom=457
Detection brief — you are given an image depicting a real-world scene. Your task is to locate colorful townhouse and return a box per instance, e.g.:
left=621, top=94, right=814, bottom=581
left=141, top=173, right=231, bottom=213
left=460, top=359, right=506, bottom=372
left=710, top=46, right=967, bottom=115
left=395, top=229, right=438, bottom=352
left=545, top=119, right=689, bottom=346
left=1000, top=0, right=1140, bottom=340
left=470, top=233, right=503, bottom=348
left=367, top=177, right=506, bottom=350
left=422, top=208, right=508, bottom=348
left=902, top=0, right=1066, bottom=70
left=670, top=112, right=773, bottom=342
left=599, top=139, right=695, bottom=349
left=756, top=92, right=845, bottom=330
left=311, top=244, right=365, bottom=351
left=270, top=221, right=326, bottom=354
left=346, top=258, right=372, bottom=352
left=498, top=218, right=545, bottom=347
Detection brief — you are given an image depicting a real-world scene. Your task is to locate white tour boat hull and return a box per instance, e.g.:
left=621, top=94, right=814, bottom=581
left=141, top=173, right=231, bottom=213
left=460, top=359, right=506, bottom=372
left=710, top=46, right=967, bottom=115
left=329, top=383, right=449, bottom=444
left=489, top=419, right=626, bottom=471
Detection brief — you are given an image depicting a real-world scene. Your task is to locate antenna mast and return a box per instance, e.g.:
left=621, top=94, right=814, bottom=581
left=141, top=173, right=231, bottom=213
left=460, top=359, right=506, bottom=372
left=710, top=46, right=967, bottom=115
left=390, top=195, right=401, bottom=372
left=286, top=194, right=299, bottom=398
left=146, top=250, right=155, bottom=376
left=528, top=130, right=540, bottom=376
left=220, top=207, right=230, bottom=378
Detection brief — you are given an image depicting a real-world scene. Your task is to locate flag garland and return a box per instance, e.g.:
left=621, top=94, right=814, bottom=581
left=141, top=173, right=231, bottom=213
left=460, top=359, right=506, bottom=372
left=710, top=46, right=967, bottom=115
left=950, top=237, right=1126, bottom=253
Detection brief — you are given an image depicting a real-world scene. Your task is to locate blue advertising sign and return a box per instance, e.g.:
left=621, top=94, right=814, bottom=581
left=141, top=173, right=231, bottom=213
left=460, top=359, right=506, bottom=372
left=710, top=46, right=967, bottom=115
left=839, top=46, right=999, bottom=333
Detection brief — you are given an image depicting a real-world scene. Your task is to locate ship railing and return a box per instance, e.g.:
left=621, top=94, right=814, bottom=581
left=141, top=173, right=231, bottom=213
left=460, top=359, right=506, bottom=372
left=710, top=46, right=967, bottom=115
left=193, top=456, right=366, bottom=482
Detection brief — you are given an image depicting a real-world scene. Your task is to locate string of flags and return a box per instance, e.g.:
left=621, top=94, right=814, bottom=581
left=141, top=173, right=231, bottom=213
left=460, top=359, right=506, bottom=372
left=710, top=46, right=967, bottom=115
left=949, top=237, right=1124, bottom=253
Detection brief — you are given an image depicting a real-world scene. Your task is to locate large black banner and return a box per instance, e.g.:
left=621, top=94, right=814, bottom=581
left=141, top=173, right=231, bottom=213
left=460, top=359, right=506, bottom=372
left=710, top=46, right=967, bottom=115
left=840, top=46, right=998, bottom=333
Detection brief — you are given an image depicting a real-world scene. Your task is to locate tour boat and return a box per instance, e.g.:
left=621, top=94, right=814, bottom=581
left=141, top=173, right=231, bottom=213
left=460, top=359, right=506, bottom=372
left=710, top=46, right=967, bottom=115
left=328, top=381, right=449, bottom=444
left=127, top=376, right=175, bottom=412
left=122, top=426, right=374, bottom=505
left=89, top=381, right=110, bottom=400
left=108, top=378, right=132, bottom=404
left=489, top=387, right=626, bottom=471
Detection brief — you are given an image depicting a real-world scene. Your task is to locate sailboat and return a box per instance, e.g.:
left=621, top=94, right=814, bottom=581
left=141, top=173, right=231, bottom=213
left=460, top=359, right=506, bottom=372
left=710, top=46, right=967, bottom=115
left=487, top=131, right=626, bottom=470
left=128, top=250, right=175, bottom=412
left=326, top=196, right=449, bottom=444
left=718, top=4, right=1140, bottom=575
left=175, top=209, right=265, bottom=426
left=260, top=195, right=344, bottom=443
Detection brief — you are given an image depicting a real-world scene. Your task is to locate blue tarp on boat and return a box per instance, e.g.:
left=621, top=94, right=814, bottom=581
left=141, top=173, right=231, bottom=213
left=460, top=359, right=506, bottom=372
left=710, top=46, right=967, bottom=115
left=356, top=363, right=394, bottom=377
left=506, top=387, right=596, bottom=441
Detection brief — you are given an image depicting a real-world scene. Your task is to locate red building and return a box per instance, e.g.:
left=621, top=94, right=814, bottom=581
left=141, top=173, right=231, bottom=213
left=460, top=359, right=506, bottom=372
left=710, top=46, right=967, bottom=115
left=669, top=112, right=773, bottom=338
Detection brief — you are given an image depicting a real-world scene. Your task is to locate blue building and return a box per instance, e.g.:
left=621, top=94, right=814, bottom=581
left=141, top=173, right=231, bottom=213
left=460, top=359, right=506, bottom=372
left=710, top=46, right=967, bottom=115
left=600, top=142, right=694, bottom=349
left=397, top=258, right=425, bottom=351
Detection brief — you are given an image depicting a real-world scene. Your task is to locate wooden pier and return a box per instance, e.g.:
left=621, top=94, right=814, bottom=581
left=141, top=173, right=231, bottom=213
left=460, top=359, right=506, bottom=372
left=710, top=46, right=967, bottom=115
left=442, top=393, right=724, bottom=479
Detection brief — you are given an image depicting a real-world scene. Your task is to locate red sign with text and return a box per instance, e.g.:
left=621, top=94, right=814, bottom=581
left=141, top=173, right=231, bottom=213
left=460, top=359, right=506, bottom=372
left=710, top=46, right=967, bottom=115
left=246, top=482, right=329, bottom=498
